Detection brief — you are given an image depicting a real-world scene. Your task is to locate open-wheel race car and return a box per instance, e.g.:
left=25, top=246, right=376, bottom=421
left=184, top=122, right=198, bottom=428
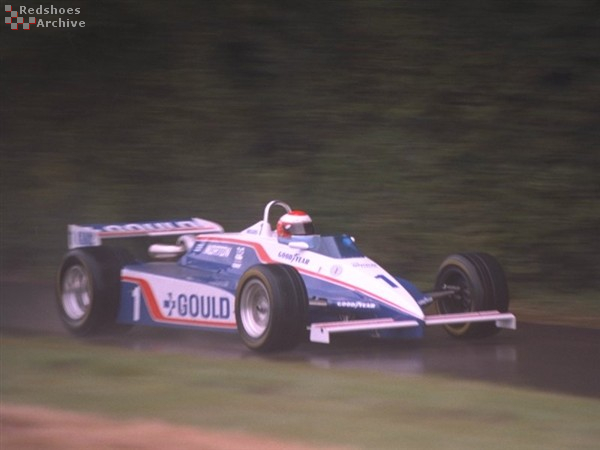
left=56, top=200, right=516, bottom=352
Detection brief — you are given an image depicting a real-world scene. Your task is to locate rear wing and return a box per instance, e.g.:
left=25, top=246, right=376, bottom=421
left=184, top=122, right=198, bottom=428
left=68, top=218, right=224, bottom=249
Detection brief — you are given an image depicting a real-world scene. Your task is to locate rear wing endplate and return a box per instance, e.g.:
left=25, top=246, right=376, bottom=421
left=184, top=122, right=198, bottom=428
left=68, top=218, right=224, bottom=249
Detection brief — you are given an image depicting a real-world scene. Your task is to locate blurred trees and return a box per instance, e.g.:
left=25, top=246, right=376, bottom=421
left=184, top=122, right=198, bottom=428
left=1, top=0, right=598, bottom=293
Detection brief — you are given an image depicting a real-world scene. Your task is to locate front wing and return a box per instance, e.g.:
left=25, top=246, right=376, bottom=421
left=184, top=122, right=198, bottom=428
left=309, top=311, right=516, bottom=344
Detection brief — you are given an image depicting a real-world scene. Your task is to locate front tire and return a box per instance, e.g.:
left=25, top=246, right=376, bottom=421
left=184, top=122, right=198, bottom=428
left=434, top=253, right=509, bottom=338
left=235, top=264, right=308, bottom=352
left=56, top=246, right=134, bottom=336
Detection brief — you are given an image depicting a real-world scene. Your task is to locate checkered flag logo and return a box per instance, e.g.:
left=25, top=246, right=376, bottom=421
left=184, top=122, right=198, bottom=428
left=5, top=5, right=36, bottom=30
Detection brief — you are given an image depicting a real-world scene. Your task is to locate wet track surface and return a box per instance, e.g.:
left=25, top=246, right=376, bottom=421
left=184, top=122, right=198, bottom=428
left=2, top=281, right=599, bottom=398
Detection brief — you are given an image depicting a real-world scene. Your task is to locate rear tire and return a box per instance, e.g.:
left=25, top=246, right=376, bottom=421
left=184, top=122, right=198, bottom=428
left=235, top=264, right=308, bottom=352
left=434, top=253, right=509, bottom=338
left=56, top=246, right=135, bottom=336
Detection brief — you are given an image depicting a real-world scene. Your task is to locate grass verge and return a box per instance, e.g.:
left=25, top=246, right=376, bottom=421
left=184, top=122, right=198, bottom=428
left=1, top=334, right=599, bottom=449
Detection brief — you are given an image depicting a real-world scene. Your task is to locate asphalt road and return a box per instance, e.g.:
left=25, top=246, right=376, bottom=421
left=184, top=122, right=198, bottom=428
left=1, top=281, right=598, bottom=399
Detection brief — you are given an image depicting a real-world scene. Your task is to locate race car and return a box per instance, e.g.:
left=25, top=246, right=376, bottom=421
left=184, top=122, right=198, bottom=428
left=56, top=200, right=516, bottom=352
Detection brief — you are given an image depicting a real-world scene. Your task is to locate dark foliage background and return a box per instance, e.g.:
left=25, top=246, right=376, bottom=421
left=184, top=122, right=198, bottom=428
left=1, top=0, right=598, bottom=299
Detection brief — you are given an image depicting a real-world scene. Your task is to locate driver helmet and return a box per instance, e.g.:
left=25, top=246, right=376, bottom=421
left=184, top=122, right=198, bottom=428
left=276, top=210, right=315, bottom=238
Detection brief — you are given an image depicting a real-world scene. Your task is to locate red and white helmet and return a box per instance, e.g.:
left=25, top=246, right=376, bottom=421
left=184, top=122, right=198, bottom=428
left=276, top=210, right=315, bottom=238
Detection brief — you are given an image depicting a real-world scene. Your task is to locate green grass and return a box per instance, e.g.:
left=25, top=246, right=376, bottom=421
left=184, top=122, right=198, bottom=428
left=2, top=335, right=599, bottom=449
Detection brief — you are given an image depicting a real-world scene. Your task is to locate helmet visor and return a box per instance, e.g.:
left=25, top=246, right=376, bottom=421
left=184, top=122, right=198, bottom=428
left=284, top=222, right=315, bottom=235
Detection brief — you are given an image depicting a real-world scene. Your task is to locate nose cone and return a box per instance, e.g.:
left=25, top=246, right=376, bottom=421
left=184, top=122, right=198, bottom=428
left=376, top=278, right=426, bottom=320
left=344, top=260, right=425, bottom=320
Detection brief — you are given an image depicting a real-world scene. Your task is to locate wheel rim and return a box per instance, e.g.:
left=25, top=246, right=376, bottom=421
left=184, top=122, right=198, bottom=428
left=239, top=279, right=271, bottom=338
left=61, top=265, right=92, bottom=322
left=438, top=269, right=472, bottom=314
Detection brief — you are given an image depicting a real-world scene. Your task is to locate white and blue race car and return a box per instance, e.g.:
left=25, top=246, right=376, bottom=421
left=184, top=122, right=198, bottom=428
left=57, top=200, right=516, bottom=352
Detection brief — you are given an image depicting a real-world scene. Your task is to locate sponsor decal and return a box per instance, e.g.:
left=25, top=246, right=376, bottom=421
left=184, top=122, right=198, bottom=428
left=101, top=219, right=209, bottom=234
left=68, top=227, right=100, bottom=248
left=336, top=300, right=377, bottom=310
left=203, top=244, right=232, bottom=258
left=232, top=247, right=245, bottom=269
left=351, top=261, right=378, bottom=269
left=162, top=292, right=230, bottom=320
left=277, top=251, right=310, bottom=265
left=330, top=265, right=343, bottom=276
left=417, top=296, right=434, bottom=307
left=309, top=296, right=328, bottom=307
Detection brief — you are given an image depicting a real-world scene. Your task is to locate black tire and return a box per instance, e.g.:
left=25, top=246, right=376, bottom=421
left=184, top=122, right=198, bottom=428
left=434, top=252, right=509, bottom=338
left=56, top=246, right=135, bottom=336
left=235, top=264, right=308, bottom=352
